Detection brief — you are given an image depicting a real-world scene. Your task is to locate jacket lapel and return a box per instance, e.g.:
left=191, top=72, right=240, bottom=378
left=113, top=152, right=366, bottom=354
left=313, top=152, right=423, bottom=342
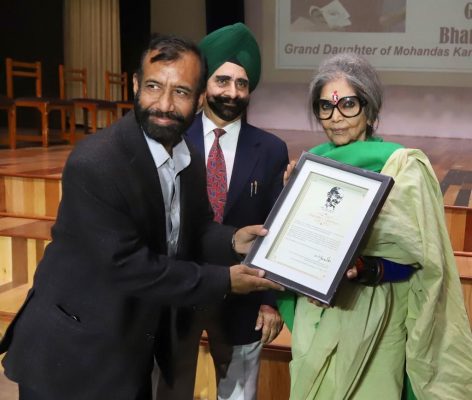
left=116, top=112, right=167, bottom=251
left=186, top=115, right=260, bottom=219
left=225, top=123, right=260, bottom=217
left=185, top=114, right=205, bottom=156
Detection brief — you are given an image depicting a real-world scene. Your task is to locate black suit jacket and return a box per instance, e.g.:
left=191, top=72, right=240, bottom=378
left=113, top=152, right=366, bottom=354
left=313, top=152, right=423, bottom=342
left=0, top=112, right=237, bottom=399
left=185, top=113, right=289, bottom=344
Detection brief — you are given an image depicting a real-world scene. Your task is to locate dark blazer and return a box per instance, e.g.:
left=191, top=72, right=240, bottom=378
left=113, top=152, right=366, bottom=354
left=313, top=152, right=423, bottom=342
left=0, top=112, right=237, bottom=400
left=185, top=113, right=289, bottom=344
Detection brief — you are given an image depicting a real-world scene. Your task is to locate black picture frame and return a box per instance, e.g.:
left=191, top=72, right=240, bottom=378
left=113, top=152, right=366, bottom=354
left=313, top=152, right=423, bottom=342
left=245, top=152, right=394, bottom=305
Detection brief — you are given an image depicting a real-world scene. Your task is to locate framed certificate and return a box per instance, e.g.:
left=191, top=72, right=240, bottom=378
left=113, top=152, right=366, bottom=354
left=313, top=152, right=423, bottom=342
left=245, top=152, right=394, bottom=305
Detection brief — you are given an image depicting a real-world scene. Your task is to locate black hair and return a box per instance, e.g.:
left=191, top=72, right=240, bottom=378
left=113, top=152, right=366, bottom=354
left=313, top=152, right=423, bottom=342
left=135, top=33, right=208, bottom=95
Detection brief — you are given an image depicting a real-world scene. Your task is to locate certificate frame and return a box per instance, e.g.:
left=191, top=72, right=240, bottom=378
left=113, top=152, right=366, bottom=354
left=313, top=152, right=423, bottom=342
left=245, top=152, right=394, bottom=305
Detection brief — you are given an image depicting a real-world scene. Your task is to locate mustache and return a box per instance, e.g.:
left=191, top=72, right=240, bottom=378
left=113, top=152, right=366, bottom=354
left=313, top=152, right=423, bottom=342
left=213, top=95, right=244, bottom=106
left=145, top=108, right=185, bottom=123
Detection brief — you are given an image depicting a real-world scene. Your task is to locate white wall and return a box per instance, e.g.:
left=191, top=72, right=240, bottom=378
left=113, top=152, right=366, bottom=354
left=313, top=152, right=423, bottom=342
left=248, top=82, right=472, bottom=139
left=150, top=0, right=206, bottom=41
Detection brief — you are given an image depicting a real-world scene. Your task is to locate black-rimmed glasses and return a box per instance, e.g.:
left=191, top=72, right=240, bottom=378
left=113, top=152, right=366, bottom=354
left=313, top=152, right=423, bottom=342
left=313, top=96, right=367, bottom=120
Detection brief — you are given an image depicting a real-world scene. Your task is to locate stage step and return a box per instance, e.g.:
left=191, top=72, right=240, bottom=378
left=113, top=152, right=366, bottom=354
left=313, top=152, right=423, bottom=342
left=0, top=284, right=30, bottom=338
left=0, top=217, right=52, bottom=288
left=1, top=175, right=471, bottom=246
left=445, top=206, right=472, bottom=252
left=456, top=252, right=472, bottom=326
left=0, top=216, right=51, bottom=338
left=0, top=145, right=69, bottom=220
left=0, top=174, right=61, bottom=220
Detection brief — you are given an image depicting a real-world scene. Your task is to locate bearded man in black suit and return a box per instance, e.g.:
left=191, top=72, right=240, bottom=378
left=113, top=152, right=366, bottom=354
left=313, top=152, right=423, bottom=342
left=0, top=33, right=282, bottom=400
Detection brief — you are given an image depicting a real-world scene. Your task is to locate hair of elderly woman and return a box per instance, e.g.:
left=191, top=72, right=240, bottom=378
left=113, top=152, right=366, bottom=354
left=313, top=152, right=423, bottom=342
left=309, top=53, right=382, bottom=136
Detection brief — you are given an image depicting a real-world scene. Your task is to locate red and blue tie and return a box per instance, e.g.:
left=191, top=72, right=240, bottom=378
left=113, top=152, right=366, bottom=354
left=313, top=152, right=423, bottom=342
left=207, top=128, right=227, bottom=223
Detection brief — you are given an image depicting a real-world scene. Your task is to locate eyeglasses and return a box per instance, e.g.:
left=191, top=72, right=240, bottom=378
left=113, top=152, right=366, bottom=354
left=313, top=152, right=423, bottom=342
left=313, top=96, right=367, bottom=120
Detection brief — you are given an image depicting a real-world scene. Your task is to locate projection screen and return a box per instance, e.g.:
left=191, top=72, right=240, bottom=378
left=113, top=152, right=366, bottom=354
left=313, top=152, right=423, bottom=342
left=262, top=0, right=472, bottom=87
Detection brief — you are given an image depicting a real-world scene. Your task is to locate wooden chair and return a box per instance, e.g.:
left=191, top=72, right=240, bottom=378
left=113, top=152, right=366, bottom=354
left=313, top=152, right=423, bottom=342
left=0, top=95, right=16, bottom=149
left=5, top=58, right=75, bottom=147
left=59, top=65, right=117, bottom=134
left=105, top=71, right=134, bottom=118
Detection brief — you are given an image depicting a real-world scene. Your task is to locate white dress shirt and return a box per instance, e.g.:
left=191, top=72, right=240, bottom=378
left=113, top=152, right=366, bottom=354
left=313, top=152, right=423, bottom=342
left=202, top=111, right=241, bottom=189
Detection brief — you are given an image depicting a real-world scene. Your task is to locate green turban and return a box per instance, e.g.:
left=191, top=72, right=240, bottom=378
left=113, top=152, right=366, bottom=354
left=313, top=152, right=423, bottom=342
left=199, top=22, right=261, bottom=92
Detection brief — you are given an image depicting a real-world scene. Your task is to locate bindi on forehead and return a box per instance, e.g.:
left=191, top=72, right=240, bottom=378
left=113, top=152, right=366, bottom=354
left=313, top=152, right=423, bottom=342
left=332, top=90, right=339, bottom=104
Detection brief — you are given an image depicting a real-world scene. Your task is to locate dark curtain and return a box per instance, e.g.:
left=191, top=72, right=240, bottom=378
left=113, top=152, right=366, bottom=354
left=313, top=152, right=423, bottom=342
left=119, top=0, right=150, bottom=98
left=205, top=0, right=245, bottom=33
left=0, top=0, right=63, bottom=129
left=0, top=0, right=63, bottom=98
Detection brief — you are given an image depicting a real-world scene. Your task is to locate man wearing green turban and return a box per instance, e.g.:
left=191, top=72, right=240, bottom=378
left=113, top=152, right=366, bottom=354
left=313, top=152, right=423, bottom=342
left=156, top=23, right=289, bottom=400
left=199, top=22, right=261, bottom=93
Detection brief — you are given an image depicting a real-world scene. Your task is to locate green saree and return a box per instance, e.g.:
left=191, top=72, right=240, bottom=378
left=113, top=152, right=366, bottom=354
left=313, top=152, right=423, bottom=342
left=278, top=138, right=472, bottom=399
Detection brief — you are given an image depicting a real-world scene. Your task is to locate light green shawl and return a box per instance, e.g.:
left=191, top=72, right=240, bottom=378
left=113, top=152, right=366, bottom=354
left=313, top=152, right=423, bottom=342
left=277, top=137, right=402, bottom=331
left=284, top=141, right=472, bottom=399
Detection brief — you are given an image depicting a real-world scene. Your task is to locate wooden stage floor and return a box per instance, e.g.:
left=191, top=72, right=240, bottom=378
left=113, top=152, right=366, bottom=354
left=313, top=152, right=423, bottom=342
left=1, top=130, right=471, bottom=207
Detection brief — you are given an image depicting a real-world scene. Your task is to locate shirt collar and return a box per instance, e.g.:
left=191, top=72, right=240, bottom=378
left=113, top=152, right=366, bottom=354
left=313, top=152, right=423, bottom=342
left=143, top=131, right=191, bottom=172
left=202, top=111, right=241, bottom=138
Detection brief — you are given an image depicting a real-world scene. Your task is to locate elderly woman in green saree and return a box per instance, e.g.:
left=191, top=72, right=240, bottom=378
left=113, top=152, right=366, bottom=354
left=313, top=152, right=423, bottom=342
left=278, top=53, right=472, bottom=400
